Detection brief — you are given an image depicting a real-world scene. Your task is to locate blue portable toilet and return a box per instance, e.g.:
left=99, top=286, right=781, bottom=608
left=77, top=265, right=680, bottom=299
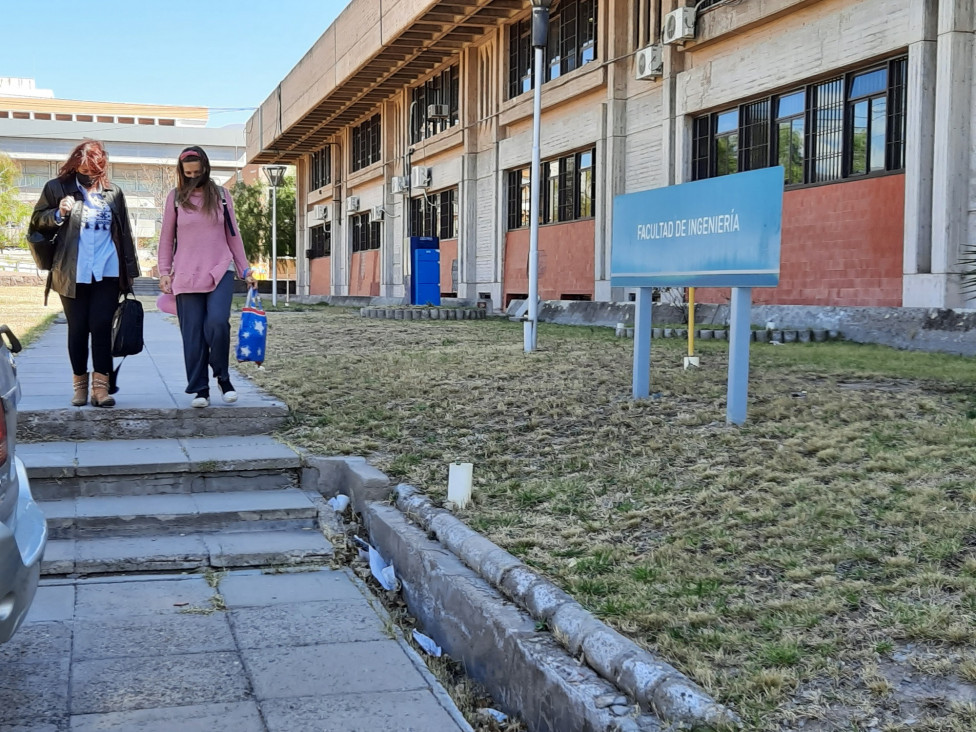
left=410, top=236, right=440, bottom=306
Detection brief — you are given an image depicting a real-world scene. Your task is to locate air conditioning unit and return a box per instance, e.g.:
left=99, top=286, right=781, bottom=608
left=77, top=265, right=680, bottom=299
left=371, top=206, right=385, bottom=221
left=411, top=166, right=431, bottom=189
left=311, top=204, right=329, bottom=221
left=345, top=196, right=360, bottom=213
left=662, top=7, right=696, bottom=45
left=391, top=176, right=407, bottom=195
left=427, top=103, right=450, bottom=119
left=634, top=44, right=663, bottom=80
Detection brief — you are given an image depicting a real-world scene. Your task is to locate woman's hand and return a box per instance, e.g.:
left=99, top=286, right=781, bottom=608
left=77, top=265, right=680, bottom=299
left=245, top=272, right=258, bottom=290
left=58, top=197, right=74, bottom=217
left=159, top=275, right=173, bottom=294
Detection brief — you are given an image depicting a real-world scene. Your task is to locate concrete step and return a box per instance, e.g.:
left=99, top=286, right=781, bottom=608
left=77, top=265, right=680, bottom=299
left=17, top=401, right=289, bottom=442
left=41, top=527, right=334, bottom=576
left=41, top=489, right=318, bottom=539
left=131, top=276, right=160, bottom=295
left=19, top=436, right=301, bottom=500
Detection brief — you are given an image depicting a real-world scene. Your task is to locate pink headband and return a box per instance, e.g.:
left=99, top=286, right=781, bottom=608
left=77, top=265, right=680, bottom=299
left=179, top=151, right=200, bottom=161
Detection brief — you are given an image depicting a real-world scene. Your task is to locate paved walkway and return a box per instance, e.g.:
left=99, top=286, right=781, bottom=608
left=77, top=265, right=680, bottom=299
left=16, top=310, right=279, bottom=413
left=2, top=310, right=471, bottom=731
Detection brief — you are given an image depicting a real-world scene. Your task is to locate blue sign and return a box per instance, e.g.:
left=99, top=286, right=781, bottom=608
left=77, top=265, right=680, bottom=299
left=611, top=167, right=783, bottom=288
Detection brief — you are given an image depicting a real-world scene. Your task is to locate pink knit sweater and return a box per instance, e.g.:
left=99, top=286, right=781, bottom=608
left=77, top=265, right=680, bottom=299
left=157, top=188, right=250, bottom=295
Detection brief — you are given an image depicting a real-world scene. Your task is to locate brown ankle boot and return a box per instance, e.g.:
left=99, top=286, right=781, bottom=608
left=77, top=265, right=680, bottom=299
left=71, top=373, right=89, bottom=407
left=90, top=372, right=115, bottom=408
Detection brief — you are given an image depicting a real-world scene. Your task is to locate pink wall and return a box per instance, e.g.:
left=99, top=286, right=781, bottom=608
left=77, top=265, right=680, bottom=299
left=696, top=175, right=905, bottom=306
left=349, top=250, right=380, bottom=296
left=504, top=219, right=596, bottom=304
left=309, top=257, right=331, bottom=296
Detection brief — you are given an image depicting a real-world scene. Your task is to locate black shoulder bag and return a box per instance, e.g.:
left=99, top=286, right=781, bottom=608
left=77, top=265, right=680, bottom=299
left=25, top=180, right=66, bottom=270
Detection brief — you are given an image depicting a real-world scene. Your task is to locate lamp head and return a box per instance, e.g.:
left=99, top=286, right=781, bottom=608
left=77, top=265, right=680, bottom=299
left=263, top=164, right=287, bottom=188
left=530, top=0, right=552, bottom=6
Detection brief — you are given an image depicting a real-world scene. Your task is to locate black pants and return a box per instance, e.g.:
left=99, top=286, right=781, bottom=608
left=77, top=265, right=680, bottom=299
left=176, top=271, right=234, bottom=395
left=59, top=277, right=119, bottom=376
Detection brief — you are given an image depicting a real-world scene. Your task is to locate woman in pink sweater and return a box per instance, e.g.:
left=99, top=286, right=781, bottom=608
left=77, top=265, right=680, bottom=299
left=158, top=147, right=257, bottom=408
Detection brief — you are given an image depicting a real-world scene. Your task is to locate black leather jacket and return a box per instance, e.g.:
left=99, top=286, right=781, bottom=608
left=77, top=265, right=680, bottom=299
left=30, top=177, right=139, bottom=299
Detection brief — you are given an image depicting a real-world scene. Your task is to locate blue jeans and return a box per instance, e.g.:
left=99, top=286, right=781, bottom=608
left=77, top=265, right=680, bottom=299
left=176, top=271, right=234, bottom=396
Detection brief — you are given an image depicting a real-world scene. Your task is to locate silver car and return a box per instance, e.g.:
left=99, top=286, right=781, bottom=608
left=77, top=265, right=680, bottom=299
left=0, top=325, right=47, bottom=643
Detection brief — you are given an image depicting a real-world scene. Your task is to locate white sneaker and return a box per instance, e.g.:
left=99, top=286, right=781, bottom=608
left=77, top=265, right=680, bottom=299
left=218, top=379, right=237, bottom=404
left=191, top=395, right=209, bottom=408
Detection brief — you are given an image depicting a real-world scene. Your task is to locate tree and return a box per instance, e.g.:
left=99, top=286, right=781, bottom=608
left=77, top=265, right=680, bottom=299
left=0, top=153, right=31, bottom=250
left=228, top=180, right=268, bottom=262
left=270, top=175, right=296, bottom=258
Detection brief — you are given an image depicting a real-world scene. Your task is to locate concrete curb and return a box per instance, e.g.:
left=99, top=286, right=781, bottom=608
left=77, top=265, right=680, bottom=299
left=302, top=452, right=740, bottom=729
left=392, top=485, right=740, bottom=729
left=364, top=502, right=663, bottom=732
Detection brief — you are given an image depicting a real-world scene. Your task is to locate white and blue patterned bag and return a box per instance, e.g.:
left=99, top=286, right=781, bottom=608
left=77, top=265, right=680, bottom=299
left=236, top=289, right=267, bottom=366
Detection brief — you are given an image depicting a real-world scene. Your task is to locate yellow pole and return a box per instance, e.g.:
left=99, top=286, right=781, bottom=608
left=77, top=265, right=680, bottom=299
left=687, top=287, right=695, bottom=355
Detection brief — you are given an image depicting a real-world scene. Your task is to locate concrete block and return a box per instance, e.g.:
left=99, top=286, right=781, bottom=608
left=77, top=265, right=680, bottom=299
left=550, top=603, right=607, bottom=657
left=261, top=690, right=466, bottom=732
left=71, top=701, right=265, bottom=732
left=241, top=641, right=428, bottom=700
left=72, top=613, right=236, bottom=661
left=70, top=652, right=249, bottom=714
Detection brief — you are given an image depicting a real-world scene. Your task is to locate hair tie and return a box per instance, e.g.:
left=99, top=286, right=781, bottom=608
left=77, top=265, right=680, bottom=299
left=179, top=150, right=200, bottom=161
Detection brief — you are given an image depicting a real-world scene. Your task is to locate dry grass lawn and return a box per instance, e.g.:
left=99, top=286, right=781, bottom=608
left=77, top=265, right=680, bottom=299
left=206, top=306, right=976, bottom=728
left=0, top=284, right=60, bottom=347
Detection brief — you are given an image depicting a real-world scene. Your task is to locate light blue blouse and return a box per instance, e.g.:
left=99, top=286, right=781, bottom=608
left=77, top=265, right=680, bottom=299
left=74, top=178, right=119, bottom=283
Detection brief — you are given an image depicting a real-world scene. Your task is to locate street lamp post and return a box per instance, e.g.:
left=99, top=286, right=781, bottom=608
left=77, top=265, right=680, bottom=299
left=263, top=164, right=287, bottom=307
left=524, top=0, right=552, bottom=353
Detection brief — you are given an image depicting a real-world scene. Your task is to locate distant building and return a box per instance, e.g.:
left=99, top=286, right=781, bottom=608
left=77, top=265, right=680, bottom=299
left=0, top=78, right=245, bottom=270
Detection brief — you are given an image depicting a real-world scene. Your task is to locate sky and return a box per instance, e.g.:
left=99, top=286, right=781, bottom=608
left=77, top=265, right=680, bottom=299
left=0, top=0, right=348, bottom=127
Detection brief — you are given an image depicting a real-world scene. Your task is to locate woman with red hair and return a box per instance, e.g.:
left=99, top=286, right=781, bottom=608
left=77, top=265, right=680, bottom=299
left=28, top=140, right=139, bottom=407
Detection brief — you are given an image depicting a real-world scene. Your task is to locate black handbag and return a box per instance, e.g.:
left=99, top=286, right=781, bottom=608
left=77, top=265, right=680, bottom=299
left=26, top=228, right=58, bottom=270
left=26, top=178, right=66, bottom=271
left=109, top=294, right=144, bottom=395
left=111, top=294, right=144, bottom=357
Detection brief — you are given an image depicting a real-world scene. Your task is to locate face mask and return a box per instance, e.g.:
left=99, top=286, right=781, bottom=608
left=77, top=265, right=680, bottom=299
left=76, top=173, right=93, bottom=187
left=193, top=176, right=206, bottom=188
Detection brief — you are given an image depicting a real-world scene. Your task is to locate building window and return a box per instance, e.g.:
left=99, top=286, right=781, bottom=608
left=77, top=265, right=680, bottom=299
left=775, top=91, right=805, bottom=185
left=351, top=114, right=381, bottom=172
left=351, top=212, right=381, bottom=252
left=507, top=169, right=531, bottom=230
left=714, top=110, right=739, bottom=177
left=309, top=223, right=331, bottom=258
left=310, top=147, right=331, bottom=190
left=848, top=68, right=888, bottom=176
left=410, top=188, right=458, bottom=239
left=410, top=66, right=460, bottom=143
left=691, top=56, right=908, bottom=186
left=508, top=0, right=598, bottom=99
left=507, top=147, right=596, bottom=229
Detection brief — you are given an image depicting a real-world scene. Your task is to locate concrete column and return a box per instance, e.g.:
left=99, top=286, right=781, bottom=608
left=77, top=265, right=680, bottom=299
left=596, top=0, right=632, bottom=302
left=902, top=0, right=939, bottom=307
left=929, top=0, right=974, bottom=307
left=295, top=157, right=309, bottom=297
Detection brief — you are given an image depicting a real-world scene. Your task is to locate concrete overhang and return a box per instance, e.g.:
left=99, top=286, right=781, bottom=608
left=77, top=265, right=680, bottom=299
left=247, top=0, right=524, bottom=165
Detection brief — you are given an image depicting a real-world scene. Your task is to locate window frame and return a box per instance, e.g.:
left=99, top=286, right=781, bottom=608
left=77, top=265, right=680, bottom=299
left=310, top=146, right=332, bottom=190
left=410, top=65, right=461, bottom=144
left=507, top=147, right=597, bottom=230
left=690, top=56, right=908, bottom=188
left=410, top=188, right=459, bottom=239
left=350, top=212, right=380, bottom=253
left=309, top=222, right=331, bottom=259
left=507, top=0, right=599, bottom=99
left=351, top=114, right=381, bottom=173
